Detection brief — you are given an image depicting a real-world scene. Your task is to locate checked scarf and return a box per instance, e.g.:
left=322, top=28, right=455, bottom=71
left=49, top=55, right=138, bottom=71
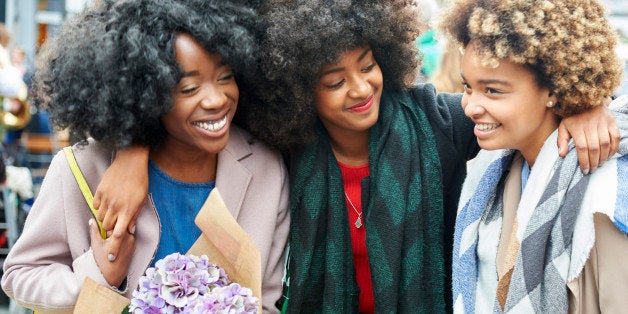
left=284, top=88, right=447, bottom=313
left=453, top=96, right=628, bottom=313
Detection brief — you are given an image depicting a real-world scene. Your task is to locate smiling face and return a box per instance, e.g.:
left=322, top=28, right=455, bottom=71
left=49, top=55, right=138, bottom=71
left=161, top=33, right=238, bottom=156
left=461, top=42, right=559, bottom=165
left=314, top=46, right=383, bottom=140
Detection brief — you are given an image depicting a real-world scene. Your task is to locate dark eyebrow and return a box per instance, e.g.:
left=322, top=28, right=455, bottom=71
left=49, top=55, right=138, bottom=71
left=357, top=48, right=370, bottom=62
left=181, top=70, right=200, bottom=78
left=460, top=73, right=512, bottom=87
left=180, top=58, right=229, bottom=78
left=320, top=48, right=372, bottom=76
left=478, top=79, right=512, bottom=87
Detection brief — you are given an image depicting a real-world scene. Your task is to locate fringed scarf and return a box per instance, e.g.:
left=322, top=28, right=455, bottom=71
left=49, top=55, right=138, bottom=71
left=285, top=88, right=447, bottom=313
left=453, top=96, right=628, bottom=313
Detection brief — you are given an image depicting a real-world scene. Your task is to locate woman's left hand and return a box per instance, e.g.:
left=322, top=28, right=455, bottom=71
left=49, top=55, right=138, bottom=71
left=557, top=101, right=619, bottom=174
left=89, top=218, right=136, bottom=288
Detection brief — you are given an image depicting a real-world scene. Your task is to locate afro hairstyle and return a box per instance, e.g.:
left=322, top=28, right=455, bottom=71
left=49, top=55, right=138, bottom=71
left=242, top=0, right=426, bottom=151
left=34, top=0, right=262, bottom=149
left=440, top=0, right=623, bottom=117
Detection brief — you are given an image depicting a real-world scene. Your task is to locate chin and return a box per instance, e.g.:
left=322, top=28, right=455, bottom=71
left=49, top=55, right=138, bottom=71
left=477, top=140, right=507, bottom=151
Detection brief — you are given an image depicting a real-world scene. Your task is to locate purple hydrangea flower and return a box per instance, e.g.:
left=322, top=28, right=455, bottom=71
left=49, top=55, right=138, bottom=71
left=128, top=253, right=258, bottom=313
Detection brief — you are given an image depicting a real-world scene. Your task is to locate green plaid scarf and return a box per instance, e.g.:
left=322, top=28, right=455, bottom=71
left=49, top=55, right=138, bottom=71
left=284, top=89, right=446, bottom=313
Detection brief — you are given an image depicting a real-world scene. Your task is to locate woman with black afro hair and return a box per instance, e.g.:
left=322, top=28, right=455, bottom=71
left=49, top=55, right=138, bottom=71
left=95, top=0, right=619, bottom=312
left=1, top=0, right=289, bottom=312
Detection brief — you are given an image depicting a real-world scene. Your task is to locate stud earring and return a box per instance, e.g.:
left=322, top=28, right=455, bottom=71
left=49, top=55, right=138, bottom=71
left=547, top=100, right=555, bottom=108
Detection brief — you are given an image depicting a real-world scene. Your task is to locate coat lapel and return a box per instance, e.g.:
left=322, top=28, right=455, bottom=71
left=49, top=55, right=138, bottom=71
left=215, top=127, right=252, bottom=220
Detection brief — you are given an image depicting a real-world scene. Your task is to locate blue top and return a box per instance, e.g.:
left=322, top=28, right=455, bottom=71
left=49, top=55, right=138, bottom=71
left=521, top=159, right=531, bottom=195
left=148, top=159, right=215, bottom=263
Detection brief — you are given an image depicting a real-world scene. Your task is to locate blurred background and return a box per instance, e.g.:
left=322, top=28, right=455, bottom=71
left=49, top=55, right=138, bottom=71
left=604, top=0, right=628, bottom=95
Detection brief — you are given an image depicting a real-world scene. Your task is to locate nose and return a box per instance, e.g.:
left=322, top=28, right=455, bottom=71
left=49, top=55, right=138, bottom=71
left=462, top=92, right=484, bottom=118
left=200, top=85, right=228, bottom=110
left=347, top=75, right=371, bottom=99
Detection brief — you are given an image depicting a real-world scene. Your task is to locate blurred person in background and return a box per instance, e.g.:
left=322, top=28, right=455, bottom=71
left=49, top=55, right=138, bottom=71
left=0, top=24, right=31, bottom=167
left=416, top=0, right=442, bottom=82
left=430, top=38, right=465, bottom=93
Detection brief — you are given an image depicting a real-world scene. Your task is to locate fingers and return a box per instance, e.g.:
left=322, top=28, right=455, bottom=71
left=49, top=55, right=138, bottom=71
left=597, top=122, right=611, bottom=166
left=570, top=127, right=591, bottom=175
left=95, top=194, right=108, bottom=223
left=93, top=192, right=101, bottom=213
left=100, top=204, right=117, bottom=232
left=129, top=211, right=139, bottom=235
left=88, top=219, right=103, bottom=247
left=108, top=211, right=137, bottom=262
left=107, top=237, right=121, bottom=263
left=113, top=213, right=134, bottom=237
left=585, top=127, right=600, bottom=173
left=556, top=123, right=570, bottom=157
left=88, top=219, right=97, bottom=238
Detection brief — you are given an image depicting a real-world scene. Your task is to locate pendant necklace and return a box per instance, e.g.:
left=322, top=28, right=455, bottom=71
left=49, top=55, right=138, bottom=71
left=344, top=192, right=363, bottom=228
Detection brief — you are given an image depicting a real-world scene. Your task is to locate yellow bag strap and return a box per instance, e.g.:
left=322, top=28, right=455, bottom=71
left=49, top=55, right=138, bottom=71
left=63, top=147, right=107, bottom=239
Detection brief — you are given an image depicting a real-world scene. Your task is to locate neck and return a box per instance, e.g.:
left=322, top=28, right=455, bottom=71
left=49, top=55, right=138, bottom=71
left=329, top=130, right=369, bottom=166
left=519, top=115, right=560, bottom=168
left=150, top=139, right=218, bottom=182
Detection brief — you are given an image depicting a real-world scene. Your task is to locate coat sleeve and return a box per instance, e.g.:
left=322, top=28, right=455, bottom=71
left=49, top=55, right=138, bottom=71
left=1, top=150, right=111, bottom=312
left=410, top=83, right=479, bottom=161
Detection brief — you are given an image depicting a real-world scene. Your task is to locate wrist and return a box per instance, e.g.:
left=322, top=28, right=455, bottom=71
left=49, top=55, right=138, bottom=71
left=115, top=145, right=150, bottom=163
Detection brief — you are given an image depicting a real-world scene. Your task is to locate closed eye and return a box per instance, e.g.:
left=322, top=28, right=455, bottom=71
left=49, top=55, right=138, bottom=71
left=219, top=73, right=235, bottom=82
left=181, top=86, right=198, bottom=95
left=325, top=79, right=345, bottom=90
left=361, top=63, right=376, bottom=73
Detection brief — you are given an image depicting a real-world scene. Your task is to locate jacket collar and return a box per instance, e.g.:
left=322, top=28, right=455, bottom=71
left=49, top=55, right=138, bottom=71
left=216, top=126, right=252, bottom=220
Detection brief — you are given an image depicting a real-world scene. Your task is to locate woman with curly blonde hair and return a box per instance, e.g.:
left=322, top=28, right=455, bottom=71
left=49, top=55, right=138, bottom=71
left=441, top=0, right=628, bottom=312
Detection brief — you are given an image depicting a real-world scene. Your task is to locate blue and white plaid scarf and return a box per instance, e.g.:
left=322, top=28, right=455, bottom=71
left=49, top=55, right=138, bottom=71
left=453, top=96, right=628, bottom=313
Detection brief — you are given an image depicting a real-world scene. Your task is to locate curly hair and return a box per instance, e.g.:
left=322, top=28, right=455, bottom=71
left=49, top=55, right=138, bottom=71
left=440, top=0, right=623, bottom=117
left=33, top=0, right=262, bottom=149
left=241, top=0, right=425, bottom=150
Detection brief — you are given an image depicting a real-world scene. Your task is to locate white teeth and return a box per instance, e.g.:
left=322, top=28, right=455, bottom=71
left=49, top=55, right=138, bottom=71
left=475, top=123, right=501, bottom=131
left=193, top=114, right=228, bottom=132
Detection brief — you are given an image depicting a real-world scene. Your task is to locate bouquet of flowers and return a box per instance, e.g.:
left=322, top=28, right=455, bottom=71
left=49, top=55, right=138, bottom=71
left=126, top=253, right=259, bottom=313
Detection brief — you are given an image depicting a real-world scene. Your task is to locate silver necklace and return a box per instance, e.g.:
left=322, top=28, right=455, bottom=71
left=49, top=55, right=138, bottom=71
left=344, top=192, right=363, bottom=228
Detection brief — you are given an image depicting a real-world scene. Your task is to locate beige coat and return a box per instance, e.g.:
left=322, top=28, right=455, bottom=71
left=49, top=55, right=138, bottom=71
left=498, top=156, right=628, bottom=314
left=1, top=126, right=289, bottom=313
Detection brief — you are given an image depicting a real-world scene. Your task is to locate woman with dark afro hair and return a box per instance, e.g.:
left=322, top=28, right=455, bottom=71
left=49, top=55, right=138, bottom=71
left=95, top=0, right=619, bottom=312
left=1, top=0, right=289, bottom=312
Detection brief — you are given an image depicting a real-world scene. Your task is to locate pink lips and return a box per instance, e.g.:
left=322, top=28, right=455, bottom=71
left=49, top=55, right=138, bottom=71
left=347, top=95, right=374, bottom=113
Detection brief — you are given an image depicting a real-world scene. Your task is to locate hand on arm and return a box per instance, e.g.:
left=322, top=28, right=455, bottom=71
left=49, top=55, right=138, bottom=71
left=557, top=100, right=619, bottom=174
left=93, top=145, right=149, bottom=261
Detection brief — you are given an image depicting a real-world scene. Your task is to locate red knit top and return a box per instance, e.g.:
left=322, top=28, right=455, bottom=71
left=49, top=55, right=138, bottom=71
left=338, top=161, right=374, bottom=313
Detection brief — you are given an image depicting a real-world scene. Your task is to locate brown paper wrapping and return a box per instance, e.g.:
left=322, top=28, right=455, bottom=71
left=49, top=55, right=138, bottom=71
left=74, top=189, right=262, bottom=313
left=73, top=277, right=130, bottom=313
